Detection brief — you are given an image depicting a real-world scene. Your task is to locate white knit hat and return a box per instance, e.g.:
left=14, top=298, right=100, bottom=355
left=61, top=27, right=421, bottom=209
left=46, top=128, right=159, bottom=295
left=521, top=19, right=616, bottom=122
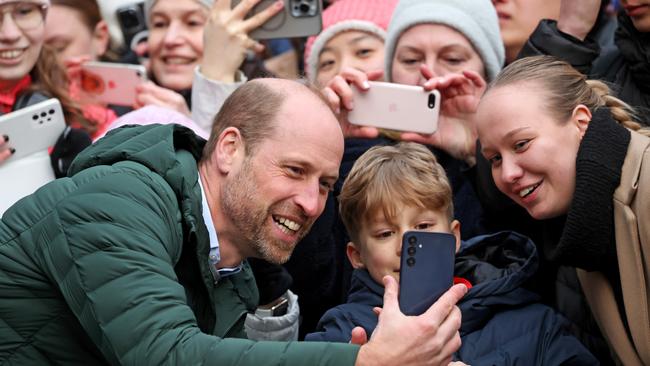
left=304, top=0, right=398, bottom=82
left=144, top=0, right=213, bottom=21
left=384, top=0, right=505, bottom=82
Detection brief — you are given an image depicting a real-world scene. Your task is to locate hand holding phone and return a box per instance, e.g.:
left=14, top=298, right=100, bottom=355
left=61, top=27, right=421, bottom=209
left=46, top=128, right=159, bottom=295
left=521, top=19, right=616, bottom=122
left=0, top=99, right=66, bottom=162
left=231, top=0, right=322, bottom=40
left=79, top=61, right=147, bottom=106
left=348, top=81, right=441, bottom=135
left=399, top=231, right=456, bottom=316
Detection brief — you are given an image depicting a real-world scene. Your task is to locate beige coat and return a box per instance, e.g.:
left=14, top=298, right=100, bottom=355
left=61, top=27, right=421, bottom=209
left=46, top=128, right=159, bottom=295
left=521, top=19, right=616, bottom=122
left=578, top=130, right=650, bottom=365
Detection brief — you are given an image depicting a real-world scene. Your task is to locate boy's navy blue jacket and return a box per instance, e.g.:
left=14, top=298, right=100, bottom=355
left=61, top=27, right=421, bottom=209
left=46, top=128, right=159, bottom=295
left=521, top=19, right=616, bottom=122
left=305, top=231, right=598, bottom=365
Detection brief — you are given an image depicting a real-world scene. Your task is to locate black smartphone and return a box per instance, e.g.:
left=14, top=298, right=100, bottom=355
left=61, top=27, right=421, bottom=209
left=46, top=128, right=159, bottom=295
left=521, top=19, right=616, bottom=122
left=116, top=2, right=148, bottom=50
left=231, top=0, right=322, bottom=40
left=399, top=231, right=456, bottom=316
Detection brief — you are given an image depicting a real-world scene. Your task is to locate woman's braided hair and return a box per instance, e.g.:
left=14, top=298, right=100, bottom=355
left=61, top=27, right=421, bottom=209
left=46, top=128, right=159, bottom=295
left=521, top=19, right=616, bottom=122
left=489, top=55, right=650, bottom=137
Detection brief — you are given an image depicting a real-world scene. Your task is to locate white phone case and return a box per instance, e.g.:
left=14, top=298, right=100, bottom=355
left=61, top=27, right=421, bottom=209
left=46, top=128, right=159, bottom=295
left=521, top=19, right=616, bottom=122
left=0, top=98, right=66, bottom=162
left=348, top=81, right=441, bottom=135
left=80, top=61, right=147, bottom=106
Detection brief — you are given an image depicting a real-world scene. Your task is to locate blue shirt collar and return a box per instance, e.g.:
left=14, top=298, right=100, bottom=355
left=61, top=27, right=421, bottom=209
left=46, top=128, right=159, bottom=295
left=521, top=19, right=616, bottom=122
left=197, top=174, right=242, bottom=283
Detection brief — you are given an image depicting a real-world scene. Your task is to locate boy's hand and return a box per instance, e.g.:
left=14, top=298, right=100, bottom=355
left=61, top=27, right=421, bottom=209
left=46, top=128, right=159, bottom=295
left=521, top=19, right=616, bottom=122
left=349, top=327, right=368, bottom=345
left=355, top=276, right=467, bottom=366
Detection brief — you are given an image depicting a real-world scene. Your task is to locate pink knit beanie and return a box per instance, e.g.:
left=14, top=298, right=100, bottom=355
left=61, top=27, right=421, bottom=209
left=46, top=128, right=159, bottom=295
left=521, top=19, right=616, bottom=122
left=304, top=0, right=398, bottom=82
left=0, top=0, right=50, bottom=4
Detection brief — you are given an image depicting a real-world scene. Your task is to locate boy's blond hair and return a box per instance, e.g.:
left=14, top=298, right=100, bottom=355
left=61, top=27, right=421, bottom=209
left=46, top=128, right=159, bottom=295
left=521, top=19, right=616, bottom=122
left=339, top=142, right=453, bottom=243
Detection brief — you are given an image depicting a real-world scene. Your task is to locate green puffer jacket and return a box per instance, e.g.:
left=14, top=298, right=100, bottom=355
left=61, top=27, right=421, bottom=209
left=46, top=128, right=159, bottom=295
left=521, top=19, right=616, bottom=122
left=0, top=124, right=359, bottom=365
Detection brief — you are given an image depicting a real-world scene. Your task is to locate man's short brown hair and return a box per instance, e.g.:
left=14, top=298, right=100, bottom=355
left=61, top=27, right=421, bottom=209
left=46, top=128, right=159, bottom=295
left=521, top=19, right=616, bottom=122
left=201, top=78, right=334, bottom=162
left=201, top=80, right=284, bottom=161
left=339, top=142, right=454, bottom=243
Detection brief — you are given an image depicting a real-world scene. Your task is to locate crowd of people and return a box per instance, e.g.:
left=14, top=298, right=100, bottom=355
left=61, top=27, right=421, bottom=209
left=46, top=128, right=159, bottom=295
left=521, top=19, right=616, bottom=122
left=1, top=0, right=649, bottom=365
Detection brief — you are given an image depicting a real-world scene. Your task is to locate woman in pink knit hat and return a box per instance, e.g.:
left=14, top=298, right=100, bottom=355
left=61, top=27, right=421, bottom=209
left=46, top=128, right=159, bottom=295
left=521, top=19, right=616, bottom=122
left=303, top=0, right=398, bottom=87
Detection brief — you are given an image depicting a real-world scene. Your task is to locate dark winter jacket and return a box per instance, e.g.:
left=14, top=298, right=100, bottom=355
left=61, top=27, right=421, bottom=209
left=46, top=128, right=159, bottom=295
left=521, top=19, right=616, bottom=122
left=0, top=124, right=359, bottom=365
left=305, top=231, right=598, bottom=365
left=520, top=14, right=650, bottom=123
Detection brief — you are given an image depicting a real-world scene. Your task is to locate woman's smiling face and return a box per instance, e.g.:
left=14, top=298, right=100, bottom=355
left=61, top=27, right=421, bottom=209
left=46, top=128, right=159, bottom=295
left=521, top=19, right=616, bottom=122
left=476, top=82, right=586, bottom=220
left=147, top=0, right=207, bottom=91
left=0, top=1, right=46, bottom=88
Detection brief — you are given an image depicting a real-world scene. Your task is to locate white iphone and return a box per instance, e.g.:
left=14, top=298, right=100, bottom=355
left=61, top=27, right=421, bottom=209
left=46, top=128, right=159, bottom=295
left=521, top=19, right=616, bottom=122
left=348, top=81, right=441, bottom=135
left=79, top=61, right=147, bottom=106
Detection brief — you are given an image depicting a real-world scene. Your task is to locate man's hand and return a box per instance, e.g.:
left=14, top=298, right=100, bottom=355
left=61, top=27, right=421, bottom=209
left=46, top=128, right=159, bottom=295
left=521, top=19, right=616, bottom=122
left=201, top=0, right=284, bottom=82
left=355, top=276, right=467, bottom=366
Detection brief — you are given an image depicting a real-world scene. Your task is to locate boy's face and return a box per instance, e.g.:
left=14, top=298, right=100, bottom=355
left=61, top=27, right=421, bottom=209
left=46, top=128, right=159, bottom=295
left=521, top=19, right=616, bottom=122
left=347, top=203, right=460, bottom=285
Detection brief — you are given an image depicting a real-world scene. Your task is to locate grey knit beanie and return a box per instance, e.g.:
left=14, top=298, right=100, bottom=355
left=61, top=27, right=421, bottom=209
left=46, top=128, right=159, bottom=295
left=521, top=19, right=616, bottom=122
left=384, top=0, right=504, bottom=82
left=144, top=0, right=214, bottom=21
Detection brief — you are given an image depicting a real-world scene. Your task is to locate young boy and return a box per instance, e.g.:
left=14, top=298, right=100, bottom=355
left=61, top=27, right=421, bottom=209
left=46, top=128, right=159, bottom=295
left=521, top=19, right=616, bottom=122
left=305, top=143, right=597, bottom=365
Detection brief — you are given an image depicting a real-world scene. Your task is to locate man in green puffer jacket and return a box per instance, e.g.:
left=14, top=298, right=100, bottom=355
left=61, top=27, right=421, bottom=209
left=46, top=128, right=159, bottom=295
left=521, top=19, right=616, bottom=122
left=0, top=78, right=466, bottom=366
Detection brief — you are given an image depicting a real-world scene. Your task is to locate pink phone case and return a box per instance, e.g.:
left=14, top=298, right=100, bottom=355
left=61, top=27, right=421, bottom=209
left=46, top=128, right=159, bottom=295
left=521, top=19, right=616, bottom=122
left=348, top=81, right=441, bottom=134
left=80, top=62, right=147, bottom=106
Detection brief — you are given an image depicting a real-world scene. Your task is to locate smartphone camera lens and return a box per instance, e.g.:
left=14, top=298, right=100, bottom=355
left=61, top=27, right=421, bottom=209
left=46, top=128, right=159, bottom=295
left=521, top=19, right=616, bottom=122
left=428, top=93, right=436, bottom=109
left=291, top=0, right=317, bottom=17
left=407, top=246, right=416, bottom=256
left=408, top=236, right=417, bottom=245
left=406, top=257, right=416, bottom=267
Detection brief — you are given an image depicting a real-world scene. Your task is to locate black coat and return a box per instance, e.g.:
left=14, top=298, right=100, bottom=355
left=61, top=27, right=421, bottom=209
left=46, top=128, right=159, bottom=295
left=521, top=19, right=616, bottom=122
left=520, top=14, right=650, bottom=124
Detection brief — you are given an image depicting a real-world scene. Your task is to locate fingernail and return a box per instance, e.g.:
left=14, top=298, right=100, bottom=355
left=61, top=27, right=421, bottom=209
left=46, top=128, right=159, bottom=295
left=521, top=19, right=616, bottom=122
left=2, top=134, right=8, bottom=142
left=335, top=107, right=340, bottom=115
left=275, top=0, right=284, bottom=8
left=347, top=101, right=354, bottom=110
left=362, top=81, right=370, bottom=89
left=9, top=147, right=15, bottom=154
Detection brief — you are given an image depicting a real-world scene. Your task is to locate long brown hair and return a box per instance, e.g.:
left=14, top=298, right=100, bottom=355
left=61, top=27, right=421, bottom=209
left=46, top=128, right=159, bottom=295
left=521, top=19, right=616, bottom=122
left=22, top=44, right=97, bottom=134
left=489, top=55, right=650, bottom=137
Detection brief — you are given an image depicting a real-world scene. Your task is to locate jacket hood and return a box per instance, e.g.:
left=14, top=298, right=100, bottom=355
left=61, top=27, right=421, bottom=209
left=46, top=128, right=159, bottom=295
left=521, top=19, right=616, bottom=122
left=69, top=124, right=206, bottom=192
left=455, top=231, right=541, bottom=335
left=347, top=269, right=385, bottom=306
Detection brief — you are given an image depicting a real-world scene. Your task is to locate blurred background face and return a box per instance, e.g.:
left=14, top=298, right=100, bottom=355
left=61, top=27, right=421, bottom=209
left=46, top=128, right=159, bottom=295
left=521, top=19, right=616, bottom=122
left=0, top=1, right=46, bottom=87
left=621, top=0, right=650, bottom=31
left=476, top=84, right=581, bottom=220
left=44, top=4, right=109, bottom=62
left=391, top=23, right=485, bottom=86
left=147, top=0, right=207, bottom=91
left=315, top=30, right=385, bottom=86
left=491, top=0, right=561, bottom=63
